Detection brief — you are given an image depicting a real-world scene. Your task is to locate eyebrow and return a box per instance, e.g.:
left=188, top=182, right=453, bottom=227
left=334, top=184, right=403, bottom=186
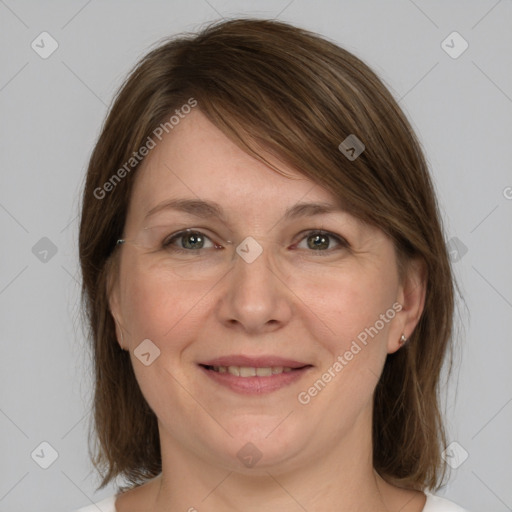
left=144, top=198, right=345, bottom=222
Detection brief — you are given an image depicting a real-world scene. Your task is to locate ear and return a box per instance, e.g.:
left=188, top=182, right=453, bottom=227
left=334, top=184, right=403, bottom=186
left=387, top=257, right=427, bottom=354
left=106, top=256, right=127, bottom=351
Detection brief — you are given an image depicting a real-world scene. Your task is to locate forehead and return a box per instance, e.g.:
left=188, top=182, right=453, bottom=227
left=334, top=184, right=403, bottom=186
left=126, top=110, right=343, bottom=223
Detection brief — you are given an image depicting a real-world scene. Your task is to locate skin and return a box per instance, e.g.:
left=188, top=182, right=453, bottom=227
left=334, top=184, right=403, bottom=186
left=109, top=109, right=427, bottom=512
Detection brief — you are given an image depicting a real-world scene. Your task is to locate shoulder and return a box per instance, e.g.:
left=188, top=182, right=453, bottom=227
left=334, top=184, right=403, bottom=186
left=423, top=492, right=470, bottom=512
left=71, top=494, right=117, bottom=512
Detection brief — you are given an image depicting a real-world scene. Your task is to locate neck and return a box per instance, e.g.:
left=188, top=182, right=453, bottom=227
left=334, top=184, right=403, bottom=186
left=150, top=406, right=420, bottom=512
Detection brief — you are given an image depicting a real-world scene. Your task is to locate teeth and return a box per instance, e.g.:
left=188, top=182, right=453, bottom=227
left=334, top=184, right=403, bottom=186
left=227, top=366, right=240, bottom=376
left=212, top=365, right=296, bottom=376
left=240, top=367, right=256, bottom=377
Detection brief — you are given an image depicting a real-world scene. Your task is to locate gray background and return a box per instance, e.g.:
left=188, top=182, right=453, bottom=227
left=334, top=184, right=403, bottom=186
left=1, top=1, right=511, bottom=511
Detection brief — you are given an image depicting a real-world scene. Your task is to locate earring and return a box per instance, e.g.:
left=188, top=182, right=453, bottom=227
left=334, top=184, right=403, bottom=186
left=399, top=334, right=407, bottom=346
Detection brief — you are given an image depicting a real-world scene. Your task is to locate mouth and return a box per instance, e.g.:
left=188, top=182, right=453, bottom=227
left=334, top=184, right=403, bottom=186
left=198, top=356, right=313, bottom=394
left=200, top=364, right=307, bottom=376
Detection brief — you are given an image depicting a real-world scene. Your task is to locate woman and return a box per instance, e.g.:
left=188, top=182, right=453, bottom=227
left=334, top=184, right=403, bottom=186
left=74, top=18, right=469, bottom=512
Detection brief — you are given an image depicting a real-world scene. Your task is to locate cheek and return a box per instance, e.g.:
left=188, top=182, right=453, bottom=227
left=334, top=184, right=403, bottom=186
left=296, top=283, right=396, bottom=419
left=119, top=256, right=212, bottom=342
left=305, top=263, right=398, bottom=350
left=118, top=262, right=208, bottom=420
left=299, top=263, right=399, bottom=412
left=333, top=267, right=398, bottom=375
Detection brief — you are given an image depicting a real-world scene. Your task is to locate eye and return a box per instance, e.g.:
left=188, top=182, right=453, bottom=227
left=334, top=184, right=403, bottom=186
left=160, top=228, right=349, bottom=255
left=162, top=229, right=221, bottom=252
left=294, top=230, right=349, bottom=255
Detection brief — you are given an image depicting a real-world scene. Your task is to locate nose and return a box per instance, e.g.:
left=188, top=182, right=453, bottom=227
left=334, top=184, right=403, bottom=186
left=215, top=237, right=293, bottom=335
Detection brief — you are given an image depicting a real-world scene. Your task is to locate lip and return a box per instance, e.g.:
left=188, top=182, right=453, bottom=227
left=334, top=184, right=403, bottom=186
left=198, top=355, right=313, bottom=395
left=199, top=355, right=310, bottom=368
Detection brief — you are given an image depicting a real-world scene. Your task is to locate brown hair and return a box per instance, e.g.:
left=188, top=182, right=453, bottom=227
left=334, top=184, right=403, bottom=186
left=79, top=17, right=454, bottom=492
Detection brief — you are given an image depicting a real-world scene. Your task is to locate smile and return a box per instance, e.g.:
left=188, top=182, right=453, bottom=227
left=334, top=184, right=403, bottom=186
left=206, top=365, right=294, bottom=376
left=198, top=363, right=313, bottom=394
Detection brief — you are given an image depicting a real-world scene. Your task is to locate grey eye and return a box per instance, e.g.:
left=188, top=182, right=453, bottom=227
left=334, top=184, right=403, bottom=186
left=295, top=231, right=348, bottom=252
left=163, top=230, right=216, bottom=251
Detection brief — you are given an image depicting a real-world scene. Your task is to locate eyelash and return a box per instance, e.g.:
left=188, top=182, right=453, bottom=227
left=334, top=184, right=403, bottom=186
left=161, top=229, right=350, bottom=256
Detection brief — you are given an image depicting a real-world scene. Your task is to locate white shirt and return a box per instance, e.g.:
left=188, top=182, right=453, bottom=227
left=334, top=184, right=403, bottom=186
left=72, top=492, right=470, bottom=511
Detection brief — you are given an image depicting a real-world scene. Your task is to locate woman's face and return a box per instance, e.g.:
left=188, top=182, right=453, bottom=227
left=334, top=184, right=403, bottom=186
left=109, top=109, right=424, bottom=474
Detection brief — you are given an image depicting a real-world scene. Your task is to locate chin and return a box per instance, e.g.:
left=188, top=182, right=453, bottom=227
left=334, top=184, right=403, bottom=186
left=213, top=418, right=309, bottom=472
